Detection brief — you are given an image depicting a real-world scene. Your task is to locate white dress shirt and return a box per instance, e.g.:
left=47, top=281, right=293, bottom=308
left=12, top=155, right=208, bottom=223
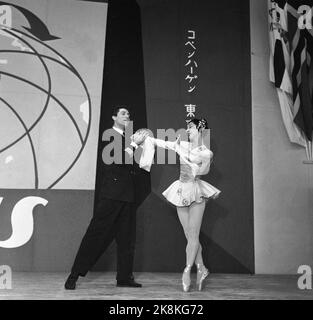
left=113, top=126, right=138, bottom=156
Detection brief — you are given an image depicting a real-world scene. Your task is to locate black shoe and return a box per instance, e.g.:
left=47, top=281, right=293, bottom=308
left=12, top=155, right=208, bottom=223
left=64, top=273, right=78, bottom=290
left=116, top=279, right=142, bottom=288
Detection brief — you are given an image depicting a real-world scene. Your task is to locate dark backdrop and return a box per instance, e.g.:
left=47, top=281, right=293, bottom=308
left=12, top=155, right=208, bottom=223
left=94, top=0, right=254, bottom=273
left=92, top=0, right=151, bottom=271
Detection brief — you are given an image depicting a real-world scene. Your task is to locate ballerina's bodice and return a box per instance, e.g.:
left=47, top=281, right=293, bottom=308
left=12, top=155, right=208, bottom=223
left=179, top=164, right=197, bottom=182
left=178, top=146, right=203, bottom=182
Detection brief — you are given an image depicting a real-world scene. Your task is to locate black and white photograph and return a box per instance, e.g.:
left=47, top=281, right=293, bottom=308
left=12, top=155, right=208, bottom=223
left=0, top=0, right=312, bottom=306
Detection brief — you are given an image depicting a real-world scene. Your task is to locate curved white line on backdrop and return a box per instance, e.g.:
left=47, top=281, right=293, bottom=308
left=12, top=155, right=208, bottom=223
left=0, top=196, right=48, bottom=248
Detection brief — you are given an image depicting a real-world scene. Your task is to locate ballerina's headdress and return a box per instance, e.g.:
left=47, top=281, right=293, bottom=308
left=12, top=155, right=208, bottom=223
left=197, top=118, right=208, bottom=147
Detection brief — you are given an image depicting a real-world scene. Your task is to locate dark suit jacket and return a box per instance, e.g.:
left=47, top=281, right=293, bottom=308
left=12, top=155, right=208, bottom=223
left=99, top=129, right=138, bottom=203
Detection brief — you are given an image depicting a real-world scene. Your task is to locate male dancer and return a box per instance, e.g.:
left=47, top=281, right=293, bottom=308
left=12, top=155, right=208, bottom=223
left=65, top=106, right=145, bottom=290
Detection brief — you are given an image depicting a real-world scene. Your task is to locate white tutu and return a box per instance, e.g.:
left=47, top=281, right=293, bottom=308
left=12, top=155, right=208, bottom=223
left=162, top=178, right=221, bottom=207
left=137, top=137, right=221, bottom=207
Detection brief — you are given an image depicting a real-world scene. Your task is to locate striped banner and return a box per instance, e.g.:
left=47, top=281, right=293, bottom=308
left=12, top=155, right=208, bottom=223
left=268, top=0, right=313, bottom=162
left=268, top=0, right=308, bottom=151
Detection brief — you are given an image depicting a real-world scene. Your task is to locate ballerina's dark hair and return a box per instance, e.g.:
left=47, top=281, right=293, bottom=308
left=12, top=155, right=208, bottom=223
left=187, top=118, right=208, bottom=131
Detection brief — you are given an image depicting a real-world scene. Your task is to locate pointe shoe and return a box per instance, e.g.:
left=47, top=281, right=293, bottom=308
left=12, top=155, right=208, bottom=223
left=196, top=264, right=209, bottom=291
left=182, top=265, right=192, bottom=292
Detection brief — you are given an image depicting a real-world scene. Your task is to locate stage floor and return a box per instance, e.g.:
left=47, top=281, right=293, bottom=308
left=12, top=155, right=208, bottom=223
left=0, top=272, right=312, bottom=300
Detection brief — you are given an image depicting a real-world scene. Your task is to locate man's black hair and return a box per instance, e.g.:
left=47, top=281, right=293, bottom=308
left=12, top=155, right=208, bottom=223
left=112, top=105, right=130, bottom=116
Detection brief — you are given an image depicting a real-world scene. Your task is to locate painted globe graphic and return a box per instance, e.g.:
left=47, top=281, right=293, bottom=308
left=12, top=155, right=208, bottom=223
left=0, top=26, right=91, bottom=189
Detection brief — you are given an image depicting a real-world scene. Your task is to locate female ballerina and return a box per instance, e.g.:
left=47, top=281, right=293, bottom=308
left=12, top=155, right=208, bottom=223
left=133, top=118, right=221, bottom=292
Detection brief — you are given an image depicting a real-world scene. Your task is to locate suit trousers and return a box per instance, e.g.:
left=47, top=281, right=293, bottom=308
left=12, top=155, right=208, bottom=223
left=71, top=198, right=136, bottom=281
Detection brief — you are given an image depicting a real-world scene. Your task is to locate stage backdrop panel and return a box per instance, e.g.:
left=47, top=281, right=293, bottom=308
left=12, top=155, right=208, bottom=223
left=136, top=0, right=254, bottom=273
left=91, top=0, right=151, bottom=273
left=93, top=0, right=253, bottom=274
left=0, top=0, right=107, bottom=270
